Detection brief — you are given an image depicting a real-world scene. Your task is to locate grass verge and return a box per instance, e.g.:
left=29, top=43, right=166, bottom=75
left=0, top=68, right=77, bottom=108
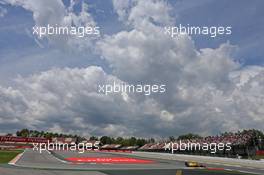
left=0, top=150, right=23, bottom=164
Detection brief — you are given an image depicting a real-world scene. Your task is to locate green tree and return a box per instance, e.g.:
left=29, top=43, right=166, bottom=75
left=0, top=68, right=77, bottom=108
left=177, top=133, right=202, bottom=140
left=18, top=129, right=30, bottom=137
left=100, top=136, right=113, bottom=144
left=90, top=136, right=98, bottom=141
left=169, top=136, right=175, bottom=142
left=136, top=139, right=147, bottom=147
left=129, top=137, right=137, bottom=146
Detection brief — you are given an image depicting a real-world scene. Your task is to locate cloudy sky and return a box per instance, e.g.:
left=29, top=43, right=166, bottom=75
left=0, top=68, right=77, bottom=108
left=0, top=0, right=263, bottom=137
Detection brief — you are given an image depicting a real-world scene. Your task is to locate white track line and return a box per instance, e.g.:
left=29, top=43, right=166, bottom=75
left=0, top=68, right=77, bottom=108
left=8, top=149, right=26, bottom=165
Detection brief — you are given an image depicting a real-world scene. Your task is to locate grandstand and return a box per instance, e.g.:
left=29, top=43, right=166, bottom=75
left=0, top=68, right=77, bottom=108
left=0, top=136, right=49, bottom=149
left=51, top=137, right=77, bottom=144
left=137, top=130, right=263, bottom=158
left=101, top=144, right=122, bottom=150
left=120, top=146, right=139, bottom=151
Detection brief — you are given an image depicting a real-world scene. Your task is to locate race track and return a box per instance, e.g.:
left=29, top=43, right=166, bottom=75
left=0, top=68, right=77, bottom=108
left=1, top=149, right=263, bottom=175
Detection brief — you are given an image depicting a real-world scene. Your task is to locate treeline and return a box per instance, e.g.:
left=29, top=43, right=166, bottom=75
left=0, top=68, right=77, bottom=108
left=14, top=128, right=199, bottom=144
left=16, top=129, right=84, bottom=140
left=96, top=136, right=155, bottom=147
left=14, top=129, right=154, bottom=147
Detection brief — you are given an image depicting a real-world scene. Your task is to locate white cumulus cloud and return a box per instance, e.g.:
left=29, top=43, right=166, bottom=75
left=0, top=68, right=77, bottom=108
left=0, top=0, right=263, bottom=137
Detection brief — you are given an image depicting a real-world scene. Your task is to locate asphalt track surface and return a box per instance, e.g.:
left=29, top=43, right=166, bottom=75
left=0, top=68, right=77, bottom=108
left=0, top=149, right=263, bottom=175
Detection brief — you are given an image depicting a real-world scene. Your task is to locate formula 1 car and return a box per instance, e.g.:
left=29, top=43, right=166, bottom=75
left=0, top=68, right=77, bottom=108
left=185, top=161, right=206, bottom=167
